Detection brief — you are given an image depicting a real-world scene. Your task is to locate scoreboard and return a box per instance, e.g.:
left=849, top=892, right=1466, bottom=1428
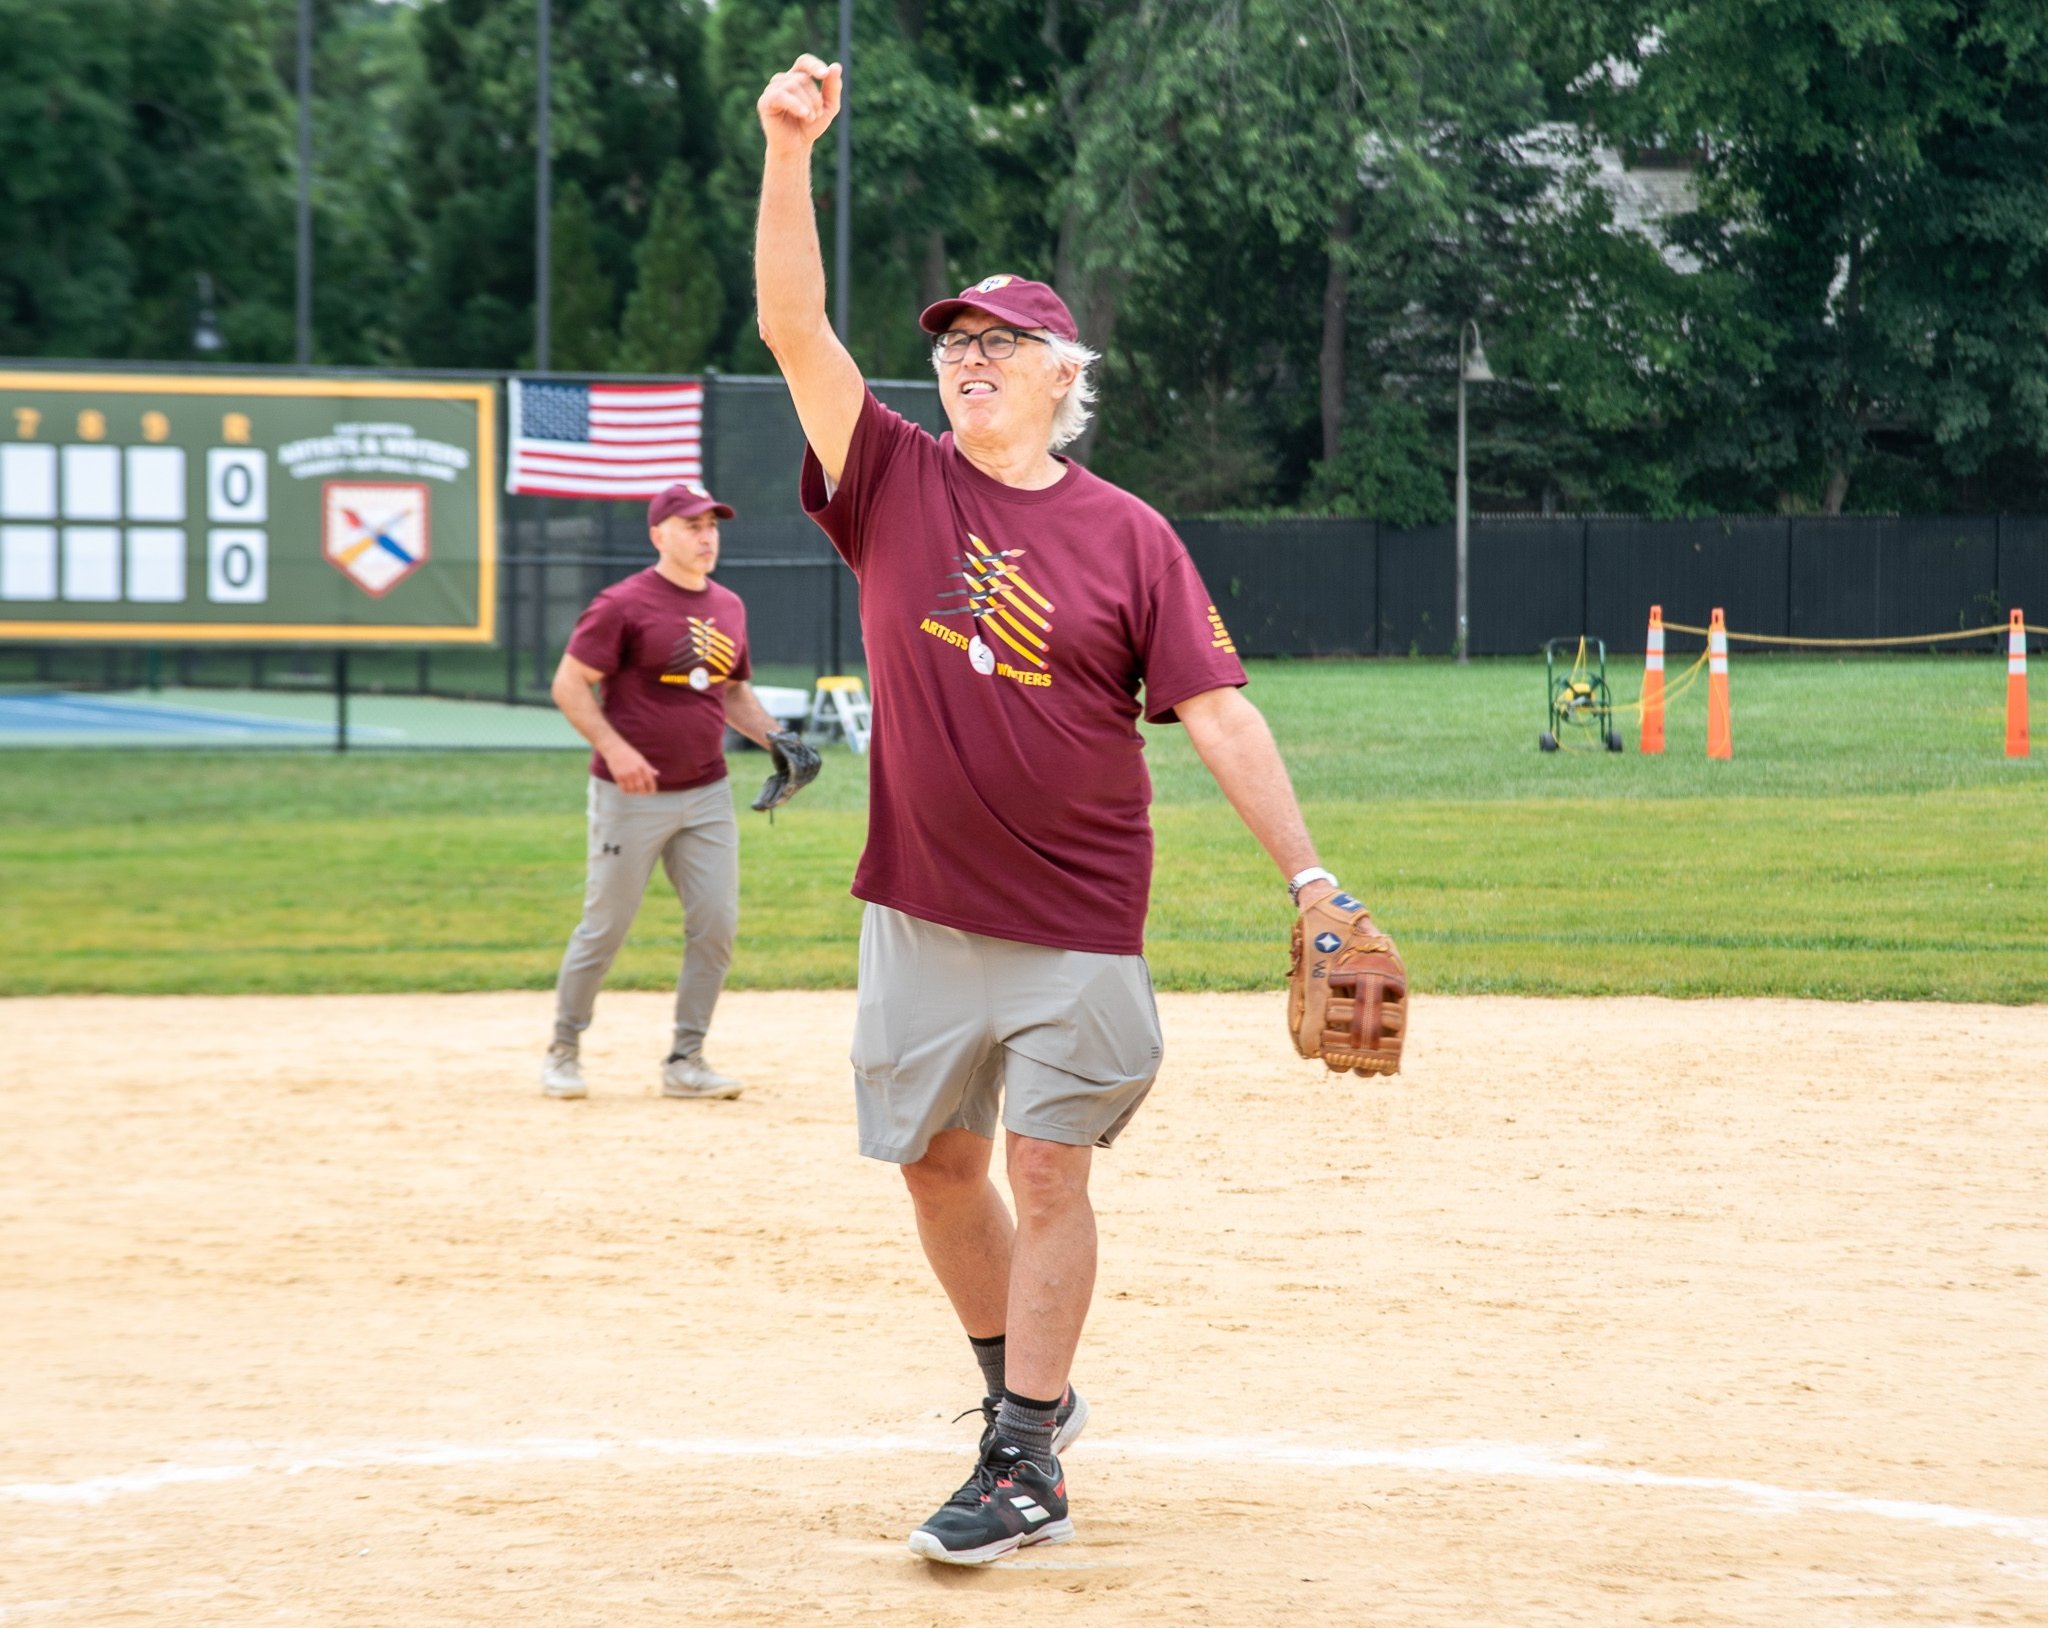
left=0, top=370, right=496, bottom=644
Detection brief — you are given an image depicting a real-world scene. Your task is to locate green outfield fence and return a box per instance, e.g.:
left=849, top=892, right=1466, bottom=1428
left=4, top=362, right=2043, bottom=749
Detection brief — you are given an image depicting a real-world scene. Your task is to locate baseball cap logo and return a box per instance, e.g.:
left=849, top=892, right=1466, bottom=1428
left=974, top=275, right=1015, bottom=293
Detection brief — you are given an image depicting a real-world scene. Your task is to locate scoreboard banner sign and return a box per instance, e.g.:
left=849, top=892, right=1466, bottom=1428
left=0, top=370, right=496, bottom=644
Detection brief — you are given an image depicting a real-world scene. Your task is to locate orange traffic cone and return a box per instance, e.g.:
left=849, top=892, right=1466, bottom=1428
left=2008, top=608, right=2029, bottom=759
left=1641, top=605, right=1666, bottom=754
left=1706, top=607, right=1733, bottom=760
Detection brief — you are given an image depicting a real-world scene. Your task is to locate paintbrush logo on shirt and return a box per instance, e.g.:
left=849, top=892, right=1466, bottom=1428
left=919, top=535, right=1055, bottom=688
left=660, top=616, right=737, bottom=691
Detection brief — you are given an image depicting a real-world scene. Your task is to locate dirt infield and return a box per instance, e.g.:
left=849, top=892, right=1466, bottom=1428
left=5, top=991, right=2046, bottom=1625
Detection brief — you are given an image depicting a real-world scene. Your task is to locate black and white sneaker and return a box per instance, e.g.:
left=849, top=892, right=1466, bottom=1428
left=968, top=1386, right=1091, bottom=1457
left=907, top=1437, right=1073, bottom=1565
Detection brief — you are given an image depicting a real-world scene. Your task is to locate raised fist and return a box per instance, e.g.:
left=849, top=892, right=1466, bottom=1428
left=758, top=55, right=842, bottom=154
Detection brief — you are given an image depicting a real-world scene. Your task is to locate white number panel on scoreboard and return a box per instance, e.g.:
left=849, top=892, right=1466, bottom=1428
left=0, top=438, right=269, bottom=606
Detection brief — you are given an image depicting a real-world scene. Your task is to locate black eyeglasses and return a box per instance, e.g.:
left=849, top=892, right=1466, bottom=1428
left=932, top=327, right=1050, bottom=363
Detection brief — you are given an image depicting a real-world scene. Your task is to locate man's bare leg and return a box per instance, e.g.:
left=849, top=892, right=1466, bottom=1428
left=896, top=1135, right=1095, bottom=1562
left=1000, top=1132, right=1096, bottom=1401
left=899, top=1128, right=1013, bottom=1337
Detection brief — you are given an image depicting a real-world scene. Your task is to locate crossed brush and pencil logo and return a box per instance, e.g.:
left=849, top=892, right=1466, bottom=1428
left=334, top=503, right=418, bottom=573
left=660, top=617, right=738, bottom=691
left=323, top=483, right=430, bottom=597
left=927, top=535, right=1055, bottom=679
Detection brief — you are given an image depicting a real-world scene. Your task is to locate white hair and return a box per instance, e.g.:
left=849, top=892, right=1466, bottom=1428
left=931, top=330, right=1102, bottom=452
left=1045, top=335, right=1100, bottom=452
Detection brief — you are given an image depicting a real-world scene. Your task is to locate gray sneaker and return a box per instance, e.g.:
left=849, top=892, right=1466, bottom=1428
left=541, top=1045, right=587, bottom=1100
left=660, top=1053, right=743, bottom=1099
left=1052, top=1386, right=1090, bottom=1455
left=908, top=1437, right=1071, bottom=1565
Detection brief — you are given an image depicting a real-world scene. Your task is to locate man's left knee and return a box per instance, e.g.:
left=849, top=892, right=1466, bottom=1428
left=1007, top=1135, right=1091, bottom=1217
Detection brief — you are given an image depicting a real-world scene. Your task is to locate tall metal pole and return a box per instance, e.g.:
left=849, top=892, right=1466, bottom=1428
left=535, top=0, right=552, bottom=373
left=294, top=0, right=313, bottom=365
left=531, top=0, right=554, bottom=693
left=827, top=0, right=852, bottom=675
left=833, top=0, right=852, bottom=342
left=1455, top=324, right=1469, bottom=666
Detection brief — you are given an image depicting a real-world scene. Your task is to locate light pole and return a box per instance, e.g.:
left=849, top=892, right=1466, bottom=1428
left=833, top=0, right=852, bottom=343
left=827, top=0, right=852, bottom=676
left=294, top=0, right=313, bottom=366
left=531, top=0, right=555, bottom=696
left=535, top=0, right=552, bottom=373
left=191, top=274, right=225, bottom=355
left=1454, top=318, right=1494, bottom=665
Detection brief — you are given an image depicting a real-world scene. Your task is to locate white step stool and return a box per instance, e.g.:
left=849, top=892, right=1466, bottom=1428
left=807, top=675, right=872, bottom=754
left=722, top=685, right=810, bottom=753
left=751, top=685, right=812, bottom=730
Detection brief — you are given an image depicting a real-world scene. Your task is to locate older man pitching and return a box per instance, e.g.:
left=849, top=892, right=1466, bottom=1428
left=756, top=56, right=1367, bottom=1563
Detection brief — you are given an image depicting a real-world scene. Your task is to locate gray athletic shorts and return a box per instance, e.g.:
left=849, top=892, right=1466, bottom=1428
left=851, top=903, right=1165, bottom=1164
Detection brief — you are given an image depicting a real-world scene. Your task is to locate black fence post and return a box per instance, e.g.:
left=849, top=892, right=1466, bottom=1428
left=335, top=648, right=350, bottom=753
left=1372, top=521, right=1384, bottom=653
left=1783, top=516, right=1796, bottom=635
left=1369, top=521, right=1381, bottom=655
left=702, top=368, right=719, bottom=495
left=829, top=564, right=843, bottom=675
left=533, top=504, right=550, bottom=692
left=1580, top=518, right=1592, bottom=635
left=504, top=555, right=521, bottom=704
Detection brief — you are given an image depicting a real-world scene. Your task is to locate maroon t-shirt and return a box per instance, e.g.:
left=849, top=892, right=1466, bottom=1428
left=565, top=568, right=751, bottom=791
left=801, top=390, right=1246, bottom=954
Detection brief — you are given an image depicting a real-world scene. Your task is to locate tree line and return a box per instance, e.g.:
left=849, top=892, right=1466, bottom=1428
left=4, top=0, right=2046, bottom=518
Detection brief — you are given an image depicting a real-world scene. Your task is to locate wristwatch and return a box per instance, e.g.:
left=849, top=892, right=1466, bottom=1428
left=1287, top=866, right=1338, bottom=906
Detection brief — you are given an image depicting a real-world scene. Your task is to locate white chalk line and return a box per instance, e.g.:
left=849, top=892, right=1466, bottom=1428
left=6, top=1434, right=2046, bottom=1557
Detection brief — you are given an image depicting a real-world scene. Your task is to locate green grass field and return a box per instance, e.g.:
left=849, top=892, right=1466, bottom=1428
left=1, top=656, right=2041, bottom=1001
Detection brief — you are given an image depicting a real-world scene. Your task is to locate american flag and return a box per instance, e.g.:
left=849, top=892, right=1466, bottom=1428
left=506, top=377, right=704, bottom=499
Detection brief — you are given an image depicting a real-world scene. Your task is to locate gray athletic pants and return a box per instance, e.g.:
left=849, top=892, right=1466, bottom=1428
left=552, top=776, right=739, bottom=1060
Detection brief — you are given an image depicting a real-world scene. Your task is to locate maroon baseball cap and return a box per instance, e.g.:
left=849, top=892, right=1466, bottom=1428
left=919, top=274, right=1078, bottom=342
left=647, top=481, right=734, bottom=527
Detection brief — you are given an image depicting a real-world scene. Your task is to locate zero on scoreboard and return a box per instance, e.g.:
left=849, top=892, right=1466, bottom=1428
left=0, top=370, right=496, bottom=644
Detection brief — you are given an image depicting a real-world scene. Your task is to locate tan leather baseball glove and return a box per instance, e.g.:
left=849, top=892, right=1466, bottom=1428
left=1288, top=890, right=1408, bottom=1077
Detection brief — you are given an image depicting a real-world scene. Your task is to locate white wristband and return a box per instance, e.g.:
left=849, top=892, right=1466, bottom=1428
left=1287, top=866, right=1338, bottom=906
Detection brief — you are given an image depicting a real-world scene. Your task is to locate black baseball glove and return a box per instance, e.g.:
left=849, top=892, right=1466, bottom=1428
left=751, top=729, right=822, bottom=813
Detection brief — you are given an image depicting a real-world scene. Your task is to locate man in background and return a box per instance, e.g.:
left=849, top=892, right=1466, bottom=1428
left=541, top=481, right=789, bottom=1102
